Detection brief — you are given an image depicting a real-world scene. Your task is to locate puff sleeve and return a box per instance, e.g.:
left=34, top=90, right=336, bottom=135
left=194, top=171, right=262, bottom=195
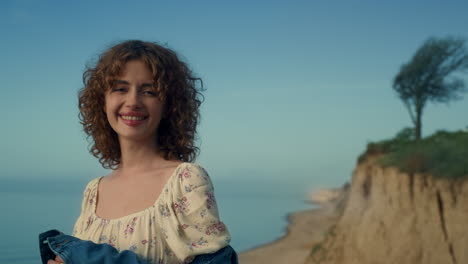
left=163, top=164, right=231, bottom=263
left=72, top=177, right=100, bottom=237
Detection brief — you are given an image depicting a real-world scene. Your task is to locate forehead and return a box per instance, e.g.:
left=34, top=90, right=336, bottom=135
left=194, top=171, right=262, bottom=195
left=117, top=60, right=154, bottom=80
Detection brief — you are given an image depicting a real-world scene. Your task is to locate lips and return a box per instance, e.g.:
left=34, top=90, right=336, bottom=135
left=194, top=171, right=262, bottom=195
left=118, top=112, right=148, bottom=126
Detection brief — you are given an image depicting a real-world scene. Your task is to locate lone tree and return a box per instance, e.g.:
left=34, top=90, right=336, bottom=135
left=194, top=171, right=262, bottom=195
left=393, top=36, right=468, bottom=140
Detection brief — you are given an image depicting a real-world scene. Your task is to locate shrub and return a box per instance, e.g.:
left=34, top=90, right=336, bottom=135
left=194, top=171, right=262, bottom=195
left=362, top=128, right=468, bottom=179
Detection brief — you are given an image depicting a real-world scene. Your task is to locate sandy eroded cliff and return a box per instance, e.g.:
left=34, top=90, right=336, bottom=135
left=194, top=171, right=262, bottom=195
left=307, top=156, right=468, bottom=264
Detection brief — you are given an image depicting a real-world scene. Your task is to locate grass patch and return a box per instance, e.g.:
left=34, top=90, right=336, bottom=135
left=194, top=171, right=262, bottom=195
left=360, top=128, right=468, bottom=179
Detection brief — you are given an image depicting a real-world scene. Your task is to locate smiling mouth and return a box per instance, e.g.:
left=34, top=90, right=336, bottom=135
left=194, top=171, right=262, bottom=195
left=120, top=115, right=147, bottom=121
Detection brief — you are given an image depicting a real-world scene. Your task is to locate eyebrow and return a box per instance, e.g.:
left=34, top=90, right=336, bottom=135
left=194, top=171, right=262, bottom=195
left=115, top=80, right=130, bottom=85
left=140, top=83, right=154, bottom=88
left=115, top=80, right=154, bottom=88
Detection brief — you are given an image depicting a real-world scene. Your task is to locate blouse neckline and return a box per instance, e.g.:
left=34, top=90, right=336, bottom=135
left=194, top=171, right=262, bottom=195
left=91, top=162, right=187, bottom=222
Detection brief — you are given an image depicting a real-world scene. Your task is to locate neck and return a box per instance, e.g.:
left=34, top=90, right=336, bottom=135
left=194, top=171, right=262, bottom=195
left=116, top=137, right=165, bottom=174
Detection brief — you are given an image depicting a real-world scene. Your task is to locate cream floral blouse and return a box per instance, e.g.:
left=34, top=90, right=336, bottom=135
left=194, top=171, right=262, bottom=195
left=72, top=163, right=231, bottom=264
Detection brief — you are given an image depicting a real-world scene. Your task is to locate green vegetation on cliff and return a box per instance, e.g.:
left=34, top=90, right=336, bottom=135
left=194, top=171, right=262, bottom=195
left=360, top=128, right=468, bottom=179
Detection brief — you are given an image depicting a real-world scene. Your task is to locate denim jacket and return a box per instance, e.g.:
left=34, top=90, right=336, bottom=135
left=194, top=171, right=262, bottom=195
left=39, top=229, right=238, bottom=264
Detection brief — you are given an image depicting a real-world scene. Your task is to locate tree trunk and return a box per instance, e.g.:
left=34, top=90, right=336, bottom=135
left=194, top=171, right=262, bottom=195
left=415, top=107, right=422, bottom=140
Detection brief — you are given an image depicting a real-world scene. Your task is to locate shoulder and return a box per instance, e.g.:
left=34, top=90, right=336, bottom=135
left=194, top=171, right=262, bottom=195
left=176, top=162, right=210, bottom=176
left=175, top=163, right=212, bottom=185
left=170, top=163, right=215, bottom=196
left=81, top=176, right=103, bottom=197
left=85, top=176, right=102, bottom=189
left=76, top=176, right=103, bottom=213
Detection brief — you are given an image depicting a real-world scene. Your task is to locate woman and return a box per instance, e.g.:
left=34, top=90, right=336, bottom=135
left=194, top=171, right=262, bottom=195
left=41, top=40, right=236, bottom=264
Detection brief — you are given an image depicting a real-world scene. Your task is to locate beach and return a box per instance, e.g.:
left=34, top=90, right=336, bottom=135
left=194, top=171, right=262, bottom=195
left=239, top=188, right=344, bottom=264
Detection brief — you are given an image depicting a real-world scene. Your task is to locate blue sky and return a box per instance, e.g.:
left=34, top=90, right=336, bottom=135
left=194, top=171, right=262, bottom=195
left=1, top=0, right=467, bottom=189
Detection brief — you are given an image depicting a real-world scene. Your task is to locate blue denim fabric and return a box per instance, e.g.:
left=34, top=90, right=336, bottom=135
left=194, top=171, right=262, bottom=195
left=190, top=246, right=238, bottom=264
left=39, top=229, right=238, bottom=264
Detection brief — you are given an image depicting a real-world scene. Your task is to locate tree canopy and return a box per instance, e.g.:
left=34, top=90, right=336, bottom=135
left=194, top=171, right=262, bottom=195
left=393, top=36, right=468, bottom=140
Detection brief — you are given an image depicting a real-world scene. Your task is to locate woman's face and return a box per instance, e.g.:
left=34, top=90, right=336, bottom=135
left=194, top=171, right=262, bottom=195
left=104, top=60, right=164, bottom=144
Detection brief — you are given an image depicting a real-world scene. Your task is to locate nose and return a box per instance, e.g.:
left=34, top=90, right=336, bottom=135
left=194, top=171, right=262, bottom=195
left=125, top=89, right=143, bottom=108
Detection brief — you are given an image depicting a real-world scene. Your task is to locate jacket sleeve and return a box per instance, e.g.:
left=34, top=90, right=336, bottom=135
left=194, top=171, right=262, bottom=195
left=39, top=229, right=238, bottom=264
left=39, top=229, right=149, bottom=264
left=191, top=245, right=238, bottom=264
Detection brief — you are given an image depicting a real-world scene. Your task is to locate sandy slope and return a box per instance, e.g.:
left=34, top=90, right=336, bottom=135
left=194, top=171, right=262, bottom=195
left=238, top=202, right=340, bottom=264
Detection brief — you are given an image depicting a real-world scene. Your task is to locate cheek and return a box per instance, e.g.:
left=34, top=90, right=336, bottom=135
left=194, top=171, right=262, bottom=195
left=104, top=100, right=118, bottom=123
left=103, top=103, right=111, bottom=119
left=104, top=95, right=118, bottom=114
left=105, top=110, right=112, bottom=123
left=104, top=102, right=110, bottom=114
left=104, top=105, right=119, bottom=133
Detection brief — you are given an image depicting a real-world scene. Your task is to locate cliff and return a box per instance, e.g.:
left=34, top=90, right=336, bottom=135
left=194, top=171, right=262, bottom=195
left=306, top=156, right=468, bottom=264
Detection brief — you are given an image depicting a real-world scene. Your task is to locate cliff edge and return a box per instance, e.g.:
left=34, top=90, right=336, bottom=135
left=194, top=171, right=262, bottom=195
left=306, top=156, right=468, bottom=264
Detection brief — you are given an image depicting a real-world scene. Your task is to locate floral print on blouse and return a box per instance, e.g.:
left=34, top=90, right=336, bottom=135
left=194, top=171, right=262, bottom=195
left=72, top=163, right=231, bottom=264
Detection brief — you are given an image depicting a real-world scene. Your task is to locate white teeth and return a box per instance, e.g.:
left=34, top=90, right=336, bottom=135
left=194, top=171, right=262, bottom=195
left=121, top=115, right=145, bottom=121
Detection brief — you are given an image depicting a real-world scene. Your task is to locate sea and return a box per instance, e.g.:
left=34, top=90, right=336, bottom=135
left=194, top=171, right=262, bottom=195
left=0, top=176, right=316, bottom=263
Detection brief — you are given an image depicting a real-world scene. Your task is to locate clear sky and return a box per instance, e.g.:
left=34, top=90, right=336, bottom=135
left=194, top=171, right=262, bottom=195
left=1, top=0, right=468, bottom=189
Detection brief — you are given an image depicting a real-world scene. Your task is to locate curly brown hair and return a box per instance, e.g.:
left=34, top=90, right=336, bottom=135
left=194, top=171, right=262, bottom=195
left=78, top=40, right=204, bottom=169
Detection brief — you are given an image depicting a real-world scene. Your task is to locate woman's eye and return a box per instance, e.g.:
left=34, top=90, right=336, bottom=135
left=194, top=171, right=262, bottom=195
left=112, top=87, right=127, bottom=92
left=143, top=90, right=157, bottom=96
